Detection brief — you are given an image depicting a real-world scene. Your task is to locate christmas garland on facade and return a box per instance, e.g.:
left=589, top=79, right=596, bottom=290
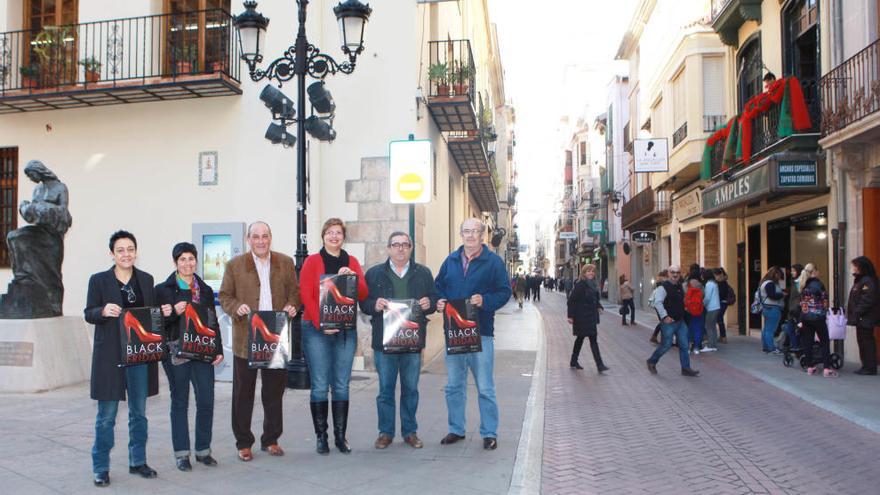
left=700, top=76, right=812, bottom=179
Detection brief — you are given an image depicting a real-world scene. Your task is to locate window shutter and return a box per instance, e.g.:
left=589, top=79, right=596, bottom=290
left=703, top=57, right=724, bottom=117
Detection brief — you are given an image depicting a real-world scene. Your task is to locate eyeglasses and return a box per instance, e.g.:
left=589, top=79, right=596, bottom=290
left=461, top=229, right=482, bottom=236
left=389, top=242, right=412, bottom=249
left=121, top=283, right=136, bottom=304
left=669, top=271, right=681, bottom=275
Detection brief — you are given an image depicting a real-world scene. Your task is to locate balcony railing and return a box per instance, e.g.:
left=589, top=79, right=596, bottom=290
left=427, top=39, right=476, bottom=100
left=622, top=186, right=671, bottom=230
left=709, top=136, right=727, bottom=178
left=703, top=114, right=727, bottom=132
left=672, top=122, right=688, bottom=148
left=820, top=38, right=880, bottom=136
left=0, top=9, right=239, bottom=94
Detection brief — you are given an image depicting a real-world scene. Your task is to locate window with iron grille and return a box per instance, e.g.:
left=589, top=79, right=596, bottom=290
left=0, top=148, right=18, bottom=268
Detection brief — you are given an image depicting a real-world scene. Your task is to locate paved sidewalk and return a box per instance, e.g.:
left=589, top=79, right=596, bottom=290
left=0, top=302, right=539, bottom=495
left=540, top=291, right=880, bottom=494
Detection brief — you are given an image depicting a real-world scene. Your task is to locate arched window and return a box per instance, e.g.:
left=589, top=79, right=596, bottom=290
left=737, top=35, right=762, bottom=112
left=783, top=0, right=820, bottom=125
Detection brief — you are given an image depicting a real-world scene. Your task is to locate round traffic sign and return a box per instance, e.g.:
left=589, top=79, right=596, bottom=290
left=396, top=173, right=425, bottom=201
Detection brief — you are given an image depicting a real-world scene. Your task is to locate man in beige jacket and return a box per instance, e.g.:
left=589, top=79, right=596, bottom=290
left=219, top=221, right=299, bottom=462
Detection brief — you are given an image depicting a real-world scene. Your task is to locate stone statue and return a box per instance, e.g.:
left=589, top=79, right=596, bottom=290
left=0, top=160, right=72, bottom=318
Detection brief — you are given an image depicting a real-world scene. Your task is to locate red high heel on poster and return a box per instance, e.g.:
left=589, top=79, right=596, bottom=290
left=185, top=304, right=216, bottom=337
left=322, top=278, right=356, bottom=305
left=251, top=314, right=280, bottom=344
left=445, top=304, right=477, bottom=328
left=124, top=311, right=163, bottom=344
left=386, top=305, right=420, bottom=329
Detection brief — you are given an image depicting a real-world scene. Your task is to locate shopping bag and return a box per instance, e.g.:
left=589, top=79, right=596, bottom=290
left=827, top=309, right=847, bottom=340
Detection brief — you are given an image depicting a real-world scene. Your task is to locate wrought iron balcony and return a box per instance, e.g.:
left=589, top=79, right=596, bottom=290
left=0, top=9, right=240, bottom=113
left=621, top=186, right=671, bottom=231
left=820, top=38, right=880, bottom=137
left=672, top=122, right=688, bottom=148
left=425, top=39, right=478, bottom=132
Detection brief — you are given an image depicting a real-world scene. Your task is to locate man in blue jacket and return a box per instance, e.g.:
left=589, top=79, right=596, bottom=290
left=435, top=218, right=512, bottom=450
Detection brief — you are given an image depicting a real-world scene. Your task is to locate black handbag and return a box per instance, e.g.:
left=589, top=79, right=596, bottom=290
left=618, top=306, right=627, bottom=315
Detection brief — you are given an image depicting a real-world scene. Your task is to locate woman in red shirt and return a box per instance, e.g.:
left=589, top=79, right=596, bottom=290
left=300, top=218, right=368, bottom=456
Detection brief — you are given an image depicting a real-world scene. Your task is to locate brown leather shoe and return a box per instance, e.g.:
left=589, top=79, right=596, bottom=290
left=374, top=434, right=393, bottom=449
left=237, top=448, right=253, bottom=462
left=261, top=444, right=284, bottom=456
left=404, top=434, right=424, bottom=449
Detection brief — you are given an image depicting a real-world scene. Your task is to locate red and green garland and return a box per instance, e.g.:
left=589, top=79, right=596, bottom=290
left=700, top=76, right=812, bottom=179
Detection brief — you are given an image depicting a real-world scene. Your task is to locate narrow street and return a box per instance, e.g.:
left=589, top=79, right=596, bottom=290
left=539, top=291, right=880, bottom=495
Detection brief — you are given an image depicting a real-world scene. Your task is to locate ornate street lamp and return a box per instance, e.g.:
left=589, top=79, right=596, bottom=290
left=233, top=0, right=372, bottom=389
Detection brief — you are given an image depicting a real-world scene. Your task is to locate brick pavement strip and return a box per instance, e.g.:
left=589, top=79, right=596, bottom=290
left=539, top=291, right=880, bottom=495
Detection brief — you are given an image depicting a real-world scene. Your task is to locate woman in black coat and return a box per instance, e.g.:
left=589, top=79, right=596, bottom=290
left=83, top=230, right=171, bottom=487
left=567, top=264, right=609, bottom=372
left=847, top=256, right=880, bottom=375
left=155, top=242, right=224, bottom=471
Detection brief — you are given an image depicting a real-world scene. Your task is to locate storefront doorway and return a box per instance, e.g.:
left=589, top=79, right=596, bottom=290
left=747, top=224, right=762, bottom=329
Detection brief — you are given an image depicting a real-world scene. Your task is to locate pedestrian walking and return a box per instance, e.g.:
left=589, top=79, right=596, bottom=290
left=524, top=274, right=532, bottom=301
left=847, top=256, right=880, bottom=375
left=619, top=274, right=635, bottom=326
left=758, top=266, right=786, bottom=354
left=84, top=230, right=172, bottom=487
left=567, top=264, right=609, bottom=372
left=155, top=242, right=224, bottom=471
left=685, top=275, right=705, bottom=353
left=646, top=265, right=699, bottom=376
left=701, top=268, right=720, bottom=352
left=530, top=273, right=542, bottom=301
left=361, top=231, right=437, bottom=449
left=435, top=218, right=512, bottom=451
left=514, top=273, right=527, bottom=308
left=715, top=268, right=734, bottom=344
left=792, top=264, right=835, bottom=376
left=218, top=221, right=300, bottom=462
left=648, top=270, right=668, bottom=344
left=299, top=218, right=369, bottom=455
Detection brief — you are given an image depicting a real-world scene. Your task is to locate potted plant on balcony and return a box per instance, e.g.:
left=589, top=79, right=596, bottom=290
left=19, top=64, right=40, bottom=89
left=78, top=57, right=102, bottom=83
left=173, top=43, right=198, bottom=74
left=451, top=62, right=472, bottom=96
left=428, top=62, right=449, bottom=96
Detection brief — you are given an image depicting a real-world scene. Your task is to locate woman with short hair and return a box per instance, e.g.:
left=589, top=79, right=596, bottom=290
left=155, top=242, right=224, bottom=471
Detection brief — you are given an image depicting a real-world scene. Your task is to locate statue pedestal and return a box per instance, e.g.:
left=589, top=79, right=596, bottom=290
left=0, top=317, right=91, bottom=393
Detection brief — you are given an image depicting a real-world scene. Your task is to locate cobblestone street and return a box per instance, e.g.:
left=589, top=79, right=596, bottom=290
left=539, top=291, right=880, bottom=495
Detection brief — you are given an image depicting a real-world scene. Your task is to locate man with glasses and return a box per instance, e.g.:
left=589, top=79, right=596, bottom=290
left=435, top=218, right=512, bottom=450
left=218, top=221, right=300, bottom=462
left=647, top=264, right=699, bottom=376
left=361, top=231, right=437, bottom=449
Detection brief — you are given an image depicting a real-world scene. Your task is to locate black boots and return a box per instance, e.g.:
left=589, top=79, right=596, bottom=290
left=331, top=400, right=352, bottom=454
left=310, top=401, right=330, bottom=455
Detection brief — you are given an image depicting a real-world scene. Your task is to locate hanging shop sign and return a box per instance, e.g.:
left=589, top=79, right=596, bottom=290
left=631, top=231, right=656, bottom=244
left=559, top=231, right=577, bottom=240
left=633, top=138, right=669, bottom=173
left=589, top=220, right=605, bottom=235
left=777, top=160, right=817, bottom=187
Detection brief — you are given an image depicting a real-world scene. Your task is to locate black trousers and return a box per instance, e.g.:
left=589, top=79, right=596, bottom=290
left=232, top=356, right=287, bottom=449
left=801, top=319, right=831, bottom=369
left=718, top=304, right=728, bottom=338
left=856, top=326, right=878, bottom=371
left=571, top=335, right=604, bottom=368
left=532, top=287, right=541, bottom=301
left=621, top=298, right=635, bottom=323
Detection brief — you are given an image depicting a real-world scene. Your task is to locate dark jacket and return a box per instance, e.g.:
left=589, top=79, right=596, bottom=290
left=661, top=280, right=686, bottom=321
left=84, top=267, right=160, bottom=401
left=361, top=260, right=438, bottom=351
left=435, top=244, right=512, bottom=337
left=846, top=275, right=880, bottom=329
left=155, top=272, right=223, bottom=355
left=567, top=278, right=602, bottom=337
left=795, top=277, right=828, bottom=321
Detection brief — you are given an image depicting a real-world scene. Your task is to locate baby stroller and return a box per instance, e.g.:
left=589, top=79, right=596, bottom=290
left=782, top=313, right=844, bottom=370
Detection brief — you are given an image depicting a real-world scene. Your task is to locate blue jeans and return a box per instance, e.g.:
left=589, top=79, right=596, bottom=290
left=162, top=358, right=215, bottom=458
left=688, top=313, right=705, bottom=349
left=782, top=319, right=799, bottom=350
left=302, top=320, right=357, bottom=402
left=92, top=364, right=148, bottom=474
left=648, top=320, right=691, bottom=369
left=762, top=306, right=782, bottom=352
left=374, top=351, right=421, bottom=438
left=445, top=336, right=498, bottom=439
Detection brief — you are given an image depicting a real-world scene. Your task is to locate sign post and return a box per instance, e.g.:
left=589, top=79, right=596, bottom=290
left=389, top=136, right=432, bottom=261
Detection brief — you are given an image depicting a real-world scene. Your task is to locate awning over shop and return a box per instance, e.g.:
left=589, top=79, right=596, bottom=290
left=701, top=151, right=829, bottom=218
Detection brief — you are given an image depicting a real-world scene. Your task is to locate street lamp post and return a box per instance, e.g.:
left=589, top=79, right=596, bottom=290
left=234, top=0, right=372, bottom=389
